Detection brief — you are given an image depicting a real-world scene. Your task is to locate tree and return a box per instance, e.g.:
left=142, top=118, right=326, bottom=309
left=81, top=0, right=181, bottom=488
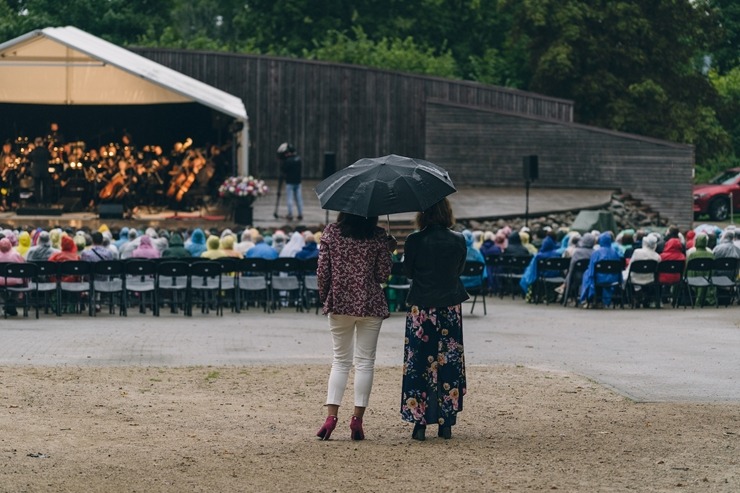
left=500, top=0, right=728, bottom=164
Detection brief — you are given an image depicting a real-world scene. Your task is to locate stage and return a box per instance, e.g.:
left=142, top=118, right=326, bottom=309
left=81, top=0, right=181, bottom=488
left=0, top=181, right=615, bottom=232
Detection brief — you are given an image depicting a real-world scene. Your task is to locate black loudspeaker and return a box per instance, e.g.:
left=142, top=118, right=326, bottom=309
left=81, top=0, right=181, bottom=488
left=98, top=203, right=124, bottom=219
left=323, top=152, right=336, bottom=179
left=523, top=155, right=539, bottom=182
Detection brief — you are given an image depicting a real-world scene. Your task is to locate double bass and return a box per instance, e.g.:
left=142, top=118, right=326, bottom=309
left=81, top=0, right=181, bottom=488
left=167, top=150, right=206, bottom=202
left=99, top=159, right=136, bottom=200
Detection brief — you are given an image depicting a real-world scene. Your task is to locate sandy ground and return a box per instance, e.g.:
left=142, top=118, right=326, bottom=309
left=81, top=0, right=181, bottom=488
left=1, top=364, right=738, bottom=493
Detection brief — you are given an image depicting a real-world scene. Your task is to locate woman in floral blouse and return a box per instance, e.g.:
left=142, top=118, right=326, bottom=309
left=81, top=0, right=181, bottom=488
left=401, top=198, right=469, bottom=441
left=316, top=212, right=395, bottom=441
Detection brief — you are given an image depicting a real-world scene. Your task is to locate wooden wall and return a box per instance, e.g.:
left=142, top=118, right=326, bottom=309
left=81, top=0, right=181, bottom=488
left=131, top=48, right=574, bottom=179
left=424, top=101, right=695, bottom=227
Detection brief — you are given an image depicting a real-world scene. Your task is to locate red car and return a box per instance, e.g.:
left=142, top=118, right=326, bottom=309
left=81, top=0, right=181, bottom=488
left=693, top=167, right=740, bottom=221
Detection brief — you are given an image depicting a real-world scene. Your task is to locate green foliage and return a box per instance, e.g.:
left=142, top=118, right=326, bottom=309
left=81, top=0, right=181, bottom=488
left=694, top=154, right=740, bottom=183
left=500, top=0, right=731, bottom=164
left=0, top=0, right=739, bottom=168
left=303, top=26, right=459, bottom=78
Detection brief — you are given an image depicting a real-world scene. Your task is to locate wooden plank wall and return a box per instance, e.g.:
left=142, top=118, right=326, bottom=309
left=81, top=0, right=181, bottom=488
left=131, top=48, right=574, bottom=179
left=424, top=102, right=695, bottom=228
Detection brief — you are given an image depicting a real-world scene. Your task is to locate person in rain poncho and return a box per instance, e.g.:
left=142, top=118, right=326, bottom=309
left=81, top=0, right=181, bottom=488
left=519, top=234, right=560, bottom=298
left=579, top=232, right=622, bottom=307
left=686, top=233, right=715, bottom=307
left=280, top=231, right=306, bottom=258
left=185, top=228, right=208, bottom=257
left=460, top=230, right=486, bottom=290
left=162, top=233, right=191, bottom=258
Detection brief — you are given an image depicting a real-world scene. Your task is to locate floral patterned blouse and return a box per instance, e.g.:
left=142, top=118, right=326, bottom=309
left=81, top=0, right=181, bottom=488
left=317, top=223, right=392, bottom=318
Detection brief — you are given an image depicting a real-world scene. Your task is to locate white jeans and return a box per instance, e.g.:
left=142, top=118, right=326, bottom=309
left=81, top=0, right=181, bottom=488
left=325, top=314, right=383, bottom=408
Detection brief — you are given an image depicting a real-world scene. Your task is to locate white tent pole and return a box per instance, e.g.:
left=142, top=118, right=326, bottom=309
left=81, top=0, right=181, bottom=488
left=239, top=119, right=249, bottom=176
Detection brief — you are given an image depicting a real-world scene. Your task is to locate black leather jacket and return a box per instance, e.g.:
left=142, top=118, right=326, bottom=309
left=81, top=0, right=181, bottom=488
left=403, top=225, right=469, bottom=308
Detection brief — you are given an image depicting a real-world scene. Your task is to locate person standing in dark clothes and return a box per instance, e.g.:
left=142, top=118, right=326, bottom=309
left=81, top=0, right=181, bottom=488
left=29, top=137, right=52, bottom=204
left=277, top=142, right=303, bottom=221
left=401, top=198, right=469, bottom=441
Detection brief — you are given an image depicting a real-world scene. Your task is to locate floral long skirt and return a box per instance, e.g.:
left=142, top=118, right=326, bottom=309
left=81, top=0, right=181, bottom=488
left=400, top=304, right=466, bottom=427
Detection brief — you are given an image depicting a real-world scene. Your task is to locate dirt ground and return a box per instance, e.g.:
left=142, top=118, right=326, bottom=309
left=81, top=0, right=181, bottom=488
left=1, top=364, right=738, bottom=493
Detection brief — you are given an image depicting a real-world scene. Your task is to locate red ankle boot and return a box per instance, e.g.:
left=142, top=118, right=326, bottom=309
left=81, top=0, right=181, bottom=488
left=350, top=416, right=365, bottom=441
left=316, top=415, right=338, bottom=440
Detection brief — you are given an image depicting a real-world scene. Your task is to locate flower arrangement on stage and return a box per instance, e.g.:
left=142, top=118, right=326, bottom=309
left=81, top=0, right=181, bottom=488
left=218, top=176, right=269, bottom=200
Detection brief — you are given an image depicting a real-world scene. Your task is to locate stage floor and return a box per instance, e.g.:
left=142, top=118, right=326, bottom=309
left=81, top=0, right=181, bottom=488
left=0, top=181, right=614, bottom=231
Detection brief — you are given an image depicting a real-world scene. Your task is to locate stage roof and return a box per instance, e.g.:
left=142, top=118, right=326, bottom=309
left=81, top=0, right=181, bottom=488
left=0, top=26, right=249, bottom=172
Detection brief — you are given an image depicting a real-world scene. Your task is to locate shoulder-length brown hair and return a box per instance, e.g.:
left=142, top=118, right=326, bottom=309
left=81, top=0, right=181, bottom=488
left=415, top=198, right=455, bottom=230
left=337, top=212, right=379, bottom=239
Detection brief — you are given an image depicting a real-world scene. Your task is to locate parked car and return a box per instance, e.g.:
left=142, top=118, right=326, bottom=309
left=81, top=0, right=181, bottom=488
left=693, top=167, right=740, bottom=221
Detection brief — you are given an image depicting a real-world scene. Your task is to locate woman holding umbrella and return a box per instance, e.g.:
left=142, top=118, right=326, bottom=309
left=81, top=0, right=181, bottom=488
left=316, top=212, right=395, bottom=441
left=401, top=198, right=469, bottom=441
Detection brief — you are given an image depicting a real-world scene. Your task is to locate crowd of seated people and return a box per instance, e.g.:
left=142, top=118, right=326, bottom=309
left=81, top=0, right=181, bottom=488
left=460, top=223, right=740, bottom=309
left=2, top=220, right=740, bottom=315
left=0, top=223, right=322, bottom=316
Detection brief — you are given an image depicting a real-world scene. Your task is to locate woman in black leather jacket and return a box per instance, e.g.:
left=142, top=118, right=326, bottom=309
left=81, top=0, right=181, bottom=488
left=400, top=198, right=468, bottom=441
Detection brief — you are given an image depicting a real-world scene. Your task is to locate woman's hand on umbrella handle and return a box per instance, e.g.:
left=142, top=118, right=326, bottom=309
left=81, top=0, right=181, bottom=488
left=386, top=234, right=398, bottom=252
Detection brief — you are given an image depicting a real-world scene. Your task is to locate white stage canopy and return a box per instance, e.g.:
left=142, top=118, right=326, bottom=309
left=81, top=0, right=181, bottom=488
left=0, top=26, right=249, bottom=175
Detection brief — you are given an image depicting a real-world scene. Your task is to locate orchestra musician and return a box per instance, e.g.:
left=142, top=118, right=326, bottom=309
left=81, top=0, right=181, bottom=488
left=0, top=141, right=16, bottom=210
left=29, top=137, right=52, bottom=205
left=0, top=128, right=218, bottom=212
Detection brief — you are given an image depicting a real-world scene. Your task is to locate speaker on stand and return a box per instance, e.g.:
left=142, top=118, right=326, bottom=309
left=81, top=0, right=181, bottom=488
left=522, top=155, right=538, bottom=227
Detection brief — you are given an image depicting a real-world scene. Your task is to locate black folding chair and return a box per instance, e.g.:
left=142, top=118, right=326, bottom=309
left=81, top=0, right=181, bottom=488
left=624, top=259, right=658, bottom=309
left=156, top=260, right=191, bottom=315
left=189, top=261, right=222, bottom=315
left=216, top=257, right=240, bottom=314
left=57, top=261, right=94, bottom=316
left=534, top=257, right=570, bottom=305
left=3, top=263, right=37, bottom=318
left=562, top=258, right=590, bottom=307
left=502, top=255, right=531, bottom=299
left=124, top=260, right=158, bottom=316
left=483, top=254, right=504, bottom=296
left=237, top=258, right=271, bottom=312
left=655, top=260, right=685, bottom=308
left=678, top=257, right=713, bottom=309
left=592, top=259, right=625, bottom=309
left=28, top=261, right=60, bottom=316
left=386, top=261, right=411, bottom=313
left=462, top=260, right=487, bottom=315
left=299, top=257, right=320, bottom=314
left=710, top=257, right=738, bottom=307
left=92, top=260, right=125, bottom=316
left=269, top=258, right=302, bottom=311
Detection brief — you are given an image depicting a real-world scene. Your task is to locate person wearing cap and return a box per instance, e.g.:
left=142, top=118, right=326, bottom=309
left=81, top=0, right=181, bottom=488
left=277, top=142, right=303, bottom=221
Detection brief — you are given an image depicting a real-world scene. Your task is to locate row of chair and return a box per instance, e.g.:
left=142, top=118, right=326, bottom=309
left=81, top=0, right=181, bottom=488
left=0, top=257, right=320, bottom=318
left=481, top=254, right=740, bottom=309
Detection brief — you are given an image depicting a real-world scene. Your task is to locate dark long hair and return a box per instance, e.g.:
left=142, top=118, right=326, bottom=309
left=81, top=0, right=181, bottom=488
left=415, top=198, right=455, bottom=230
left=337, top=212, right=379, bottom=239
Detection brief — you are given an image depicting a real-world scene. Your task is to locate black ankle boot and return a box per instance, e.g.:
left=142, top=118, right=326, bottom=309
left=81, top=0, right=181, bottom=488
left=412, top=423, right=426, bottom=441
left=438, top=425, right=452, bottom=439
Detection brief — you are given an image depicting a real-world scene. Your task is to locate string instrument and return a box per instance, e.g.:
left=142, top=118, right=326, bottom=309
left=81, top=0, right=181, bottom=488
left=99, top=172, right=126, bottom=200
left=99, top=163, right=137, bottom=201
left=174, top=152, right=206, bottom=202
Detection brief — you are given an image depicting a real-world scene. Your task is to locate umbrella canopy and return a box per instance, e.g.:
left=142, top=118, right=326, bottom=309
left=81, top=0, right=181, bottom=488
left=315, top=154, right=456, bottom=217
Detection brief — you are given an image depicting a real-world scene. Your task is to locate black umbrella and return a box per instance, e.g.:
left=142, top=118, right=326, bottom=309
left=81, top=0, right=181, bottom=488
left=315, top=154, right=456, bottom=218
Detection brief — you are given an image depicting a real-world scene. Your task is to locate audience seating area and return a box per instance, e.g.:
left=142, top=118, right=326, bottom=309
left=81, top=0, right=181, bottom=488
left=3, top=254, right=738, bottom=319
left=0, top=257, right=321, bottom=318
